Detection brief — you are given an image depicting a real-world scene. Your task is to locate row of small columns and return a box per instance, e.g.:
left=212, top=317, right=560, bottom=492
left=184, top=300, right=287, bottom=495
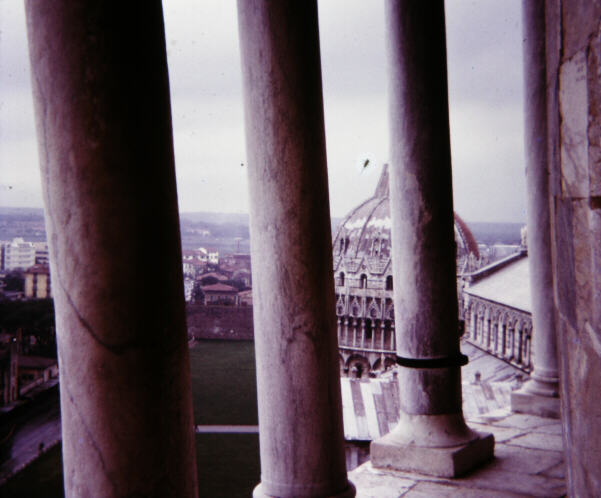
left=468, top=308, right=532, bottom=369
left=337, top=317, right=395, bottom=351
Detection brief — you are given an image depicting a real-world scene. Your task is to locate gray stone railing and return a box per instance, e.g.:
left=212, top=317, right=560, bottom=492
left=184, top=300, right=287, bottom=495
left=462, top=294, right=532, bottom=372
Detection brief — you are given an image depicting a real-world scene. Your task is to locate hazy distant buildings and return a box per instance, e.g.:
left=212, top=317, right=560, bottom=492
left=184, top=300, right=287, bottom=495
left=1, top=237, right=36, bottom=271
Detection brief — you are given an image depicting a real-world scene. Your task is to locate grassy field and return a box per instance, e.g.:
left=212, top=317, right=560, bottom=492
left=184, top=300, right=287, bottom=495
left=1, top=340, right=260, bottom=498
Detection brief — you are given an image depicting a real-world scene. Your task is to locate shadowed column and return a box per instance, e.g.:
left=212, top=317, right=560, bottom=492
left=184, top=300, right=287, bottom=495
left=510, top=0, right=560, bottom=419
left=237, top=1, right=355, bottom=497
left=370, top=0, right=494, bottom=477
left=25, top=2, right=198, bottom=496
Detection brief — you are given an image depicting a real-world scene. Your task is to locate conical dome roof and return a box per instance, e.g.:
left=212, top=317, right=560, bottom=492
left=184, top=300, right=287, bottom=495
left=333, top=165, right=479, bottom=275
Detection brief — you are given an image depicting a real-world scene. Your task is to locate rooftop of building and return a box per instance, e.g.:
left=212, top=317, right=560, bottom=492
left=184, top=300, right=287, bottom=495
left=465, top=255, right=531, bottom=313
left=201, top=283, right=238, bottom=293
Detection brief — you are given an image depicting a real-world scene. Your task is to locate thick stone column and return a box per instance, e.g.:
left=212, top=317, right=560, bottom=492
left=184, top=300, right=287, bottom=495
left=237, top=2, right=354, bottom=497
left=371, top=0, right=494, bottom=477
left=510, top=0, right=560, bottom=419
left=25, top=2, right=198, bottom=496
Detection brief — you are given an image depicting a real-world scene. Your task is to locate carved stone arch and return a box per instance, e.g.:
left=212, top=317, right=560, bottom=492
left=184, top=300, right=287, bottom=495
left=367, top=299, right=381, bottom=320
left=336, top=294, right=346, bottom=316
left=350, top=296, right=361, bottom=318
left=372, top=357, right=383, bottom=371
left=385, top=298, right=394, bottom=320
left=346, top=355, right=370, bottom=379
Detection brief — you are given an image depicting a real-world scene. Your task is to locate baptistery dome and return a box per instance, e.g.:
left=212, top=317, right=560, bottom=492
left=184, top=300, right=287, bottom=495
left=333, top=165, right=480, bottom=378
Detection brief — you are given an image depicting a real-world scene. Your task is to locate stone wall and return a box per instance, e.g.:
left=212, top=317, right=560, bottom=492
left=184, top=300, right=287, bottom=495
left=547, top=2, right=601, bottom=494
left=186, top=304, right=254, bottom=340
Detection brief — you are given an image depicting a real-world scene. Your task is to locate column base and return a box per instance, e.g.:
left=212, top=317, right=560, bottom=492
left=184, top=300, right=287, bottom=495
left=253, top=481, right=356, bottom=498
left=511, top=386, right=560, bottom=419
left=370, top=413, right=494, bottom=478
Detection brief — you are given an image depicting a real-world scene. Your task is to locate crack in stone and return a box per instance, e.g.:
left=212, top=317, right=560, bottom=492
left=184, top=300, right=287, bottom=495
left=57, top=273, right=141, bottom=355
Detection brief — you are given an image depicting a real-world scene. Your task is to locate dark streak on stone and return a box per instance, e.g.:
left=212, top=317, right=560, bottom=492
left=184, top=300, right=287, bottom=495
left=57, top=273, right=141, bottom=355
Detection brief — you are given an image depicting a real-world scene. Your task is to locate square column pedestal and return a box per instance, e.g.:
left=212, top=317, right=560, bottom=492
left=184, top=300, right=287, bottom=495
left=371, top=413, right=495, bottom=478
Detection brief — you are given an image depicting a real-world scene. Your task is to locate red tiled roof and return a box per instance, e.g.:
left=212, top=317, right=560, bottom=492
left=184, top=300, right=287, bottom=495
left=202, top=283, right=238, bottom=293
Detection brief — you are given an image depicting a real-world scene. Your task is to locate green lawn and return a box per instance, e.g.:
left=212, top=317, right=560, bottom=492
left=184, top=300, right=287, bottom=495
left=189, top=340, right=258, bottom=426
left=1, top=340, right=260, bottom=497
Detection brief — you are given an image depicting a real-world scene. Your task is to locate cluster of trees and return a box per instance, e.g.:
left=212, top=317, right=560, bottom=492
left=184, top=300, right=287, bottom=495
left=2, top=270, right=24, bottom=292
left=0, top=298, right=57, bottom=358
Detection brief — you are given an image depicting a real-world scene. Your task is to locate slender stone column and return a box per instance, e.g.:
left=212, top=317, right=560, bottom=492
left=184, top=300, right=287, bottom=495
left=237, top=2, right=354, bottom=496
left=24, top=2, right=198, bottom=496
left=371, top=0, right=494, bottom=477
left=344, top=318, right=350, bottom=346
left=510, top=0, right=560, bottom=419
left=361, top=319, right=366, bottom=348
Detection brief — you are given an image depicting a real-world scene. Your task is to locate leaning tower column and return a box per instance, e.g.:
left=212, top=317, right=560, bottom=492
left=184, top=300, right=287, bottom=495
left=371, top=0, right=494, bottom=477
left=25, top=2, right=198, bottom=496
left=237, top=1, right=354, bottom=497
left=510, top=0, right=560, bottom=418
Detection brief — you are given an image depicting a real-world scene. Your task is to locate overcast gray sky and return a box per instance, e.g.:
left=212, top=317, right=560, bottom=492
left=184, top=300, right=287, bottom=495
left=0, top=0, right=525, bottom=223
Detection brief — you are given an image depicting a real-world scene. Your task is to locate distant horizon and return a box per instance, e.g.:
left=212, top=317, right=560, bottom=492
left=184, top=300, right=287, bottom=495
left=0, top=205, right=526, bottom=226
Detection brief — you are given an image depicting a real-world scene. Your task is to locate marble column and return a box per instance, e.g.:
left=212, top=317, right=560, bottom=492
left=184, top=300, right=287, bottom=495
left=237, top=1, right=354, bottom=496
left=25, top=2, right=198, bottom=496
left=371, top=0, right=494, bottom=477
left=510, top=0, right=560, bottom=419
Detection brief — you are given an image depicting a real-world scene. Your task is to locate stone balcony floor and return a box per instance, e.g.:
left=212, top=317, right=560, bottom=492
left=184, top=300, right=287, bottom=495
left=349, top=342, right=565, bottom=497
left=349, top=411, right=565, bottom=497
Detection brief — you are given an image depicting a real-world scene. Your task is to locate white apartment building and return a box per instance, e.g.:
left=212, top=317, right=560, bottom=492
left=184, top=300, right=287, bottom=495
left=1, top=238, right=36, bottom=271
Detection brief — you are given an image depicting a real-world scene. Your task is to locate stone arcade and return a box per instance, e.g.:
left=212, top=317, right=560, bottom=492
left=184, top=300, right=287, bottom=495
left=23, top=0, right=601, bottom=496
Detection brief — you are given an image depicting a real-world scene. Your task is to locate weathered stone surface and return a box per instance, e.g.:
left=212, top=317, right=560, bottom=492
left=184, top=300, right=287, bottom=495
left=587, top=24, right=601, bottom=197
left=489, top=444, right=563, bottom=474
left=403, top=481, right=523, bottom=498
left=506, top=432, right=564, bottom=452
left=560, top=50, right=590, bottom=198
left=510, top=390, right=560, bottom=419
left=370, top=0, right=491, bottom=476
left=533, top=422, right=564, bottom=435
left=350, top=465, right=415, bottom=498
left=562, top=0, right=601, bottom=60
left=453, top=467, right=566, bottom=497
left=494, top=413, right=558, bottom=430
left=541, top=461, right=567, bottom=480
left=25, top=2, right=198, bottom=496
left=237, top=1, right=353, bottom=496
left=466, top=422, right=525, bottom=443
left=371, top=431, right=494, bottom=478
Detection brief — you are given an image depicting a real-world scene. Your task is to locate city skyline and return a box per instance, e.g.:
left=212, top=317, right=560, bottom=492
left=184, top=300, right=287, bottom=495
left=0, top=0, right=525, bottom=222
